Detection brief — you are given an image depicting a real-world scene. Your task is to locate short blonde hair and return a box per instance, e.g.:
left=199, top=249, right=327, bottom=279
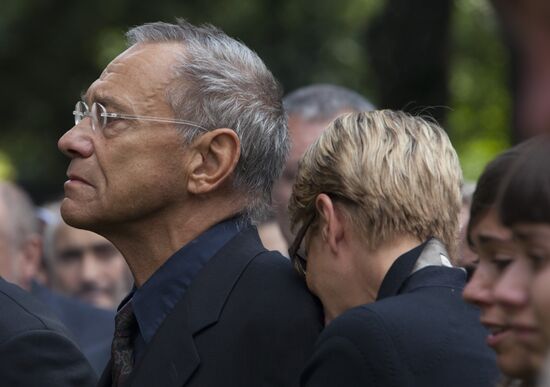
left=289, top=110, right=462, bottom=259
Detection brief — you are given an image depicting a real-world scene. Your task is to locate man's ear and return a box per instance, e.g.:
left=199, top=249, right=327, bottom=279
left=187, top=128, right=240, bottom=194
left=315, top=194, right=345, bottom=256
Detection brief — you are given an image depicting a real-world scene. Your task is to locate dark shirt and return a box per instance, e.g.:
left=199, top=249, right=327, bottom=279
left=128, top=216, right=245, bottom=362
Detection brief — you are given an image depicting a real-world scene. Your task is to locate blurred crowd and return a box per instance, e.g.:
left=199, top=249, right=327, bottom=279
left=1, top=3, right=550, bottom=387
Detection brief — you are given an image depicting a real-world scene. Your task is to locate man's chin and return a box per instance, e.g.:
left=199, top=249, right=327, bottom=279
left=60, top=199, right=100, bottom=230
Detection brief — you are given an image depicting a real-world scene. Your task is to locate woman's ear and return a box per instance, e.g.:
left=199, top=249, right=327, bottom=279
left=187, top=128, right=240, bottom=194
left=315, top=194, right=345, bottom=256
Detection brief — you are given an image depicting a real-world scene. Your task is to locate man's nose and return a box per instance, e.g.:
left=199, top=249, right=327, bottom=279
left=58, top=121, right=94, bottom=159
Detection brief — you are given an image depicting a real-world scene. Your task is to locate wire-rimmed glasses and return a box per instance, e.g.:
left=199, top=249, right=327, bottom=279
left=73, top=101, right=208, bottom=132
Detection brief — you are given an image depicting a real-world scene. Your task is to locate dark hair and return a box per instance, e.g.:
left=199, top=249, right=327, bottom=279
left=467, top=140, right=533, bottom=246
left=499, top=135, right=550, bottom=227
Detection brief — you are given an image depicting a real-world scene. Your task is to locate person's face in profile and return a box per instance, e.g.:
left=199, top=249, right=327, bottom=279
left=58, top=43, right=195, bottom=233
left=463, top=208, right=539, bottom=379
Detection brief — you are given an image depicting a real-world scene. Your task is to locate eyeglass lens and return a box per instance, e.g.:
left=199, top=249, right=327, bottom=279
left=73, top=101, right=88, bottom=126
left=73, top=101, right=108, bottom=131
left=91, top=102, right=107, bottom=131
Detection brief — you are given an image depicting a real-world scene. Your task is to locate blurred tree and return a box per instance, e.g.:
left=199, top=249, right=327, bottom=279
left=448, top=0, right=511, bottom=180
left=365, top=0, right=453, bottom=125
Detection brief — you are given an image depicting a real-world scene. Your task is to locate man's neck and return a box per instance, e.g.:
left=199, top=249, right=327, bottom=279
left=104, top=198, right=243, bottom=287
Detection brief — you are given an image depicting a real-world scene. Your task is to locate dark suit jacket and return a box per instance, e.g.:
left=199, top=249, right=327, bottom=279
left=31, top=282, right=114, bottom=374
left=301, top=239, right=499, bottom=387
left=98, top=226, right=323, bottom=387
left=0, top=277, right=97, bottom=386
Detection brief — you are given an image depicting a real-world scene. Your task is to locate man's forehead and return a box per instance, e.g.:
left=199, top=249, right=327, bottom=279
left=85, top=42, right=183, bottom=102
left=287, top=116, right=332, bottom=159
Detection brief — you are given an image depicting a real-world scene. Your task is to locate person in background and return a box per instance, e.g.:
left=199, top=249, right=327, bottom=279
left=496, top=136, right=550, bottom=386
left=42, top=201, right=131, bottom=310
left=0, top=182, right=114, bottom=374
left=463, top=142, right=542, bottom=387
left=288, top=110, right=498, bottom=387
left=0, top=181, right=97, bottom=385
left=259, top=84, right=373, bottom=253
left=58, top=19, right=322, bottom=387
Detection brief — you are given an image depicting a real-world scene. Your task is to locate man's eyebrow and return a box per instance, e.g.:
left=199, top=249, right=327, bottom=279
left=80, top=91, right=129, bottom=113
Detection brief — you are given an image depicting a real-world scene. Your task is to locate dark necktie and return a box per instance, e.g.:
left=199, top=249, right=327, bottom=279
left=111, top=301, right=138, bottom=387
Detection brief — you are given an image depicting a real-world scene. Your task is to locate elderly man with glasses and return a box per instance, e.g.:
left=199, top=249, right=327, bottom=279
left=58, top=19, right=322, bottom=387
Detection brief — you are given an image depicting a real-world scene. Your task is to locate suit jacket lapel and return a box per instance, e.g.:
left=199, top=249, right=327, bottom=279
left=128, top=307, right=199, bottom=387
left=126, top=226, right=265, bottom=387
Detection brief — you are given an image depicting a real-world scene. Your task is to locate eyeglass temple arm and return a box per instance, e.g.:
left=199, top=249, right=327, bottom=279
left=103, top=112, right=208, bottom=131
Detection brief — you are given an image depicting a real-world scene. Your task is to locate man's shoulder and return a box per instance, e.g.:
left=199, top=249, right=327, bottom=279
left=241, top=249, right=315, bottom=299
left=188, top=226, right=323, bottom=327
left=218, top=225, right=309, bottom=291
left=0, top=278, right=71, bottom=341
left=0, top=279, right=97, bottom=386
left=240, top=247, right=317, bottom=303
left=220, top=245, right=323, bottom=326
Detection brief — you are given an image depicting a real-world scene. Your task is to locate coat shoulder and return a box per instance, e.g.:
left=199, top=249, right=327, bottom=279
left=0, top=279, right=71, bottom=342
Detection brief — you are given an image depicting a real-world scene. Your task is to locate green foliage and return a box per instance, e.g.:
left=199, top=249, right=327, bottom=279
left=449, top=0, right=511, bottom=180
left=0, top=0, right=510, bottom=200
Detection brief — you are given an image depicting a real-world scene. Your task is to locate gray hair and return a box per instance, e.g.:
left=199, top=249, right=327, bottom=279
left=283, top=84, right=374, bottom=122
left=126, top=19, right=289, bottom=222
left=0, top=182, right=39, bottom=249
left=39, top=201, right=63, bottom=270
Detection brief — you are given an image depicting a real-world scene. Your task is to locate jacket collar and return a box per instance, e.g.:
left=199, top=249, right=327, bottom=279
left=376, top=238, right=454, bottom=301
left=99, top=226, right=265, bottom=387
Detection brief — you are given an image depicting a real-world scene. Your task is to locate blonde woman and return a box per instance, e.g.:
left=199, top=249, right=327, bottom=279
left=288, top=110, right=498, bottom=387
